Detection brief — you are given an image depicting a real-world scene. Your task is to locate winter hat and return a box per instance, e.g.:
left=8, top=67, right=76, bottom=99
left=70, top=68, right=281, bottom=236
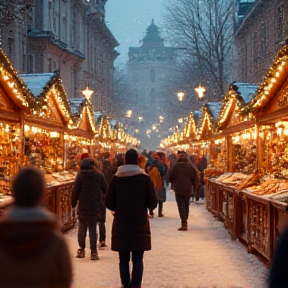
left=125, top=149, right=138, bottom=165
left=80, top=153, right=89, bottom=160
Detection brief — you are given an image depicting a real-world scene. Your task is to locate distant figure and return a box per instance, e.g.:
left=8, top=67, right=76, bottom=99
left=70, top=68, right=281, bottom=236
left=147, top=164, right=162, bottom=218
left=197, top=156, right=208, bottom=203
left=168, top=153, right=199, bottom=231
left=0, top=166, right=72, bottom=288
left=268, top=225, right=288, bottom=288
left=138, top=154, right=147, bottom=170
left=72, top=158, right=107, bottom=260
left=105, top=149, right=157, bottom=288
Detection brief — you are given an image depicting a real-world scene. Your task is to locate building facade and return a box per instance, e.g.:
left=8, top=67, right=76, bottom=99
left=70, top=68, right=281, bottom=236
left=126, top=20, right=181, bottom=148
left=233, top=0, right=288, bottom=83
left=0, top=0, right=118, bottom=113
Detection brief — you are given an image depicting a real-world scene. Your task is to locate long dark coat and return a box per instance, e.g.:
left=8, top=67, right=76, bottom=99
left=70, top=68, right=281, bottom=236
left=72, top=158, right=107, bottom=224
left=168, top=157, right=199, bottom=196
left=105, top=167, right=157, bottom=252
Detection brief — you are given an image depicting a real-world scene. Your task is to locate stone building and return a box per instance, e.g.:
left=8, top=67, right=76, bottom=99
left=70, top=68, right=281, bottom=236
left=0, top=0, right=118, bottom=112
left=233, top=0, right=288, bottom=83
left=126, top=20, right=181, bottom=148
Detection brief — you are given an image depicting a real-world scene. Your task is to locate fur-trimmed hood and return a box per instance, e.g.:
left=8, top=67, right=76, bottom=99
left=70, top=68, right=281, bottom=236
left=115, top=165, right=146, bottom=177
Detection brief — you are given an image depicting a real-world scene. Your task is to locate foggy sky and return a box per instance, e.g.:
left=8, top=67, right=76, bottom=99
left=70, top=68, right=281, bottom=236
left=106, top=0, right=165, bottom=67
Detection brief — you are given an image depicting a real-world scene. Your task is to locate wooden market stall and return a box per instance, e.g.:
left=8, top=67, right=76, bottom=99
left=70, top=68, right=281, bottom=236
left=240, top=45, right=288, bottom=261
left=204, top=83, right=258, bottom=241
left=0, top=48, right=96, bottom=231
left=0, top=47, right=38, bottom=213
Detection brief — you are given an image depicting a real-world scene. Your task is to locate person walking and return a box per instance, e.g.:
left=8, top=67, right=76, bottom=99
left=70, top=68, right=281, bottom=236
left=268, top=225, right=288, bottom=288
left=147, top=164, right=163, bottom=218
left=0, top=166, right=72, bottom=288
left=72, top=157, right=107, bottom=260
left=168, top=153, right=199, bottom=231
left=105, top=149, right=157, bottom=288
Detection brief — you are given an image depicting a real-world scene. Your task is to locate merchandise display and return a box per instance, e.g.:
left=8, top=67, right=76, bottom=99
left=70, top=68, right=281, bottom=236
left=0, top=122, right=21, bottom=179
left=210, top=137, right=227, bottom=171
left=24, top=125, right=63, bottom=174
left=232, top=129, right=257, bottom=174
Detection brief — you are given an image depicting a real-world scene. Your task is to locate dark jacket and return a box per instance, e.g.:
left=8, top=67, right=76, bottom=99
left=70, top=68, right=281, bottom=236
left=105, top=165, right=157, bottom=252
left=269, top=225, right=288, bottom=288
left=72, top=158, right=107, bottom=224
left=168, top=157, right=199, bottom=195
left=0, top=207, right=72, bottom=288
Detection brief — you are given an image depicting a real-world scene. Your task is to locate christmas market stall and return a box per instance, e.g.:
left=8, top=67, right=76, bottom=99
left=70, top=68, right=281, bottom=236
left=205, top=83, right=258, bottom=241
left=19, top=71, right=79, bottom=231
left=0, top=48, right=37, bottom=213
left=193, top=102, right=221, bottom=215
left=240, top=45, right=288, bottom=261
left=67, top=97, right=99, bottom=170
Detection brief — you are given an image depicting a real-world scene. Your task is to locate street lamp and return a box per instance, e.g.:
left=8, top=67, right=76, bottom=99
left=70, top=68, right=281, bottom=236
left=126, top=110, right=133, bottom=118
left=194, top=84, right=206, bottom=100
left=82, top=86, right=94, bottom=100
left=177, top=91, right=185, bottom=102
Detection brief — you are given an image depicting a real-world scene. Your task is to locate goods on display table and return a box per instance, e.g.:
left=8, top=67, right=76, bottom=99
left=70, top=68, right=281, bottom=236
left=0, top=121, right=21, bottom=179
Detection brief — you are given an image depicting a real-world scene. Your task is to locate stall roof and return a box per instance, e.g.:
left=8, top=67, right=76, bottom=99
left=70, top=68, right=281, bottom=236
left=234, top=82, right=258, bottom=104
left=68, top=98, right=85, bottom=115
left=0, top=48, right=35, bottom=112
left=243, top=45, right=288, bottom=114
left=94, top=111, right=103, bottom=126
left=205, top=102, right=222, bottom=120
left=19, top=73, right=54, bottom=97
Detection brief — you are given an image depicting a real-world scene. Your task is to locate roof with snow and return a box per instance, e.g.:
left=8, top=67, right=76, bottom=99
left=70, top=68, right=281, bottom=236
left=233, top=82, right=258, bottom=104
left=206, top=102, right=222, bottom=120
left=19, top=73, right=54, bottom=96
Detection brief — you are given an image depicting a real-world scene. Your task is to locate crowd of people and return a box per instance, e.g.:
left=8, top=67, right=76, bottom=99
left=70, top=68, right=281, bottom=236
left=0, top=148, right=284, bottom=288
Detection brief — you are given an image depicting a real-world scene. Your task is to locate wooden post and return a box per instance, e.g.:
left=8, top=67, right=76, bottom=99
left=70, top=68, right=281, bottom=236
left=19, top=113, right=25, bottom=168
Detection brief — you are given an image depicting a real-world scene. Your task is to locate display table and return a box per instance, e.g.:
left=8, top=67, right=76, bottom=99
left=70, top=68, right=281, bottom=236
left=0, top=177, right=75, bottom=232
left=245, top=192, right=272, bottom=261
left=270, top=199, right=288, bottom=258
left=205, top=178, right=246, bottom=240
left=0, top=195, right=14, bottom=216
left=46, top=181, right=75, bottom=232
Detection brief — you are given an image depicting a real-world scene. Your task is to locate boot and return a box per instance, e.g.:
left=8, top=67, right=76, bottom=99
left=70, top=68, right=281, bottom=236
left=178, top=226, right=187, bottom=231
left=158, top=202, right=164, bottom=217
left=76, top=248, right=85, bottom=258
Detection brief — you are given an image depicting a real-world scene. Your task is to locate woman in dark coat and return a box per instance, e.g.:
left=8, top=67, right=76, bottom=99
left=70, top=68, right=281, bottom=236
left=168, top=153, right=199, bottom=231
left=105, top=149, right=157, bottom=288
left=72, top=158, right=107, bottom=260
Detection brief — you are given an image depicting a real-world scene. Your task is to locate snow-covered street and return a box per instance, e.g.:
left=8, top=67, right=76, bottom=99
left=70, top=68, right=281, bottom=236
left=65, top=189, right=268, bottom=288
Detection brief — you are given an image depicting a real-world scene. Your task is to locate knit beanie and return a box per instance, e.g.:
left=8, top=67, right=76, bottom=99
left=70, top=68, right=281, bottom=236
left=125, top=149, right=138, bottom=165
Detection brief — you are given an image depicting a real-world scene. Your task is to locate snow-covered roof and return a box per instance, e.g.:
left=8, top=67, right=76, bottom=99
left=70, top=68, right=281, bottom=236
left=110, top=119, right=117, bottom=128
left=68, top=98, right=85, bottom=115
left=233, top=82, right=258, bottom=104
left=206, top=102, right=222, bottom=120
left=19, top=73, right=54, bottom=96
left=94, top=111, right=103, bottom=125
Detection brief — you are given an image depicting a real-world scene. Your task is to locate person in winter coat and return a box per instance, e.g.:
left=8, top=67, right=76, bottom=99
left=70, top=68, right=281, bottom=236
left=268, top=225, right=288, bottom=288
left=105, top=149, right=157, bottom=288
left=168, top=153, right=199, bottom=231
left=72, top=158, right=107, bottom=260
left=0, top=166, right=72, bottom=288
left=147, top=165, right=163, bottom=217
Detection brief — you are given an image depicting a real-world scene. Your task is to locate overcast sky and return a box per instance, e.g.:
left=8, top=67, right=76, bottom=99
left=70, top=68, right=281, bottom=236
left=106, top=0, right=165, bottom=67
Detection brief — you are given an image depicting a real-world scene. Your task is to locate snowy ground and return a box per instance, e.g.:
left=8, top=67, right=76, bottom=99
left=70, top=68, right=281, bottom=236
left=65, top=189, right=268, bottom=288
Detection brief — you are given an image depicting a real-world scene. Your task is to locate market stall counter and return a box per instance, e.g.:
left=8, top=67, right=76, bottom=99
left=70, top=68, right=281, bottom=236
left=204, top=176, right=246, bottom=241
left=45, top=172, right=76, bottom=232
